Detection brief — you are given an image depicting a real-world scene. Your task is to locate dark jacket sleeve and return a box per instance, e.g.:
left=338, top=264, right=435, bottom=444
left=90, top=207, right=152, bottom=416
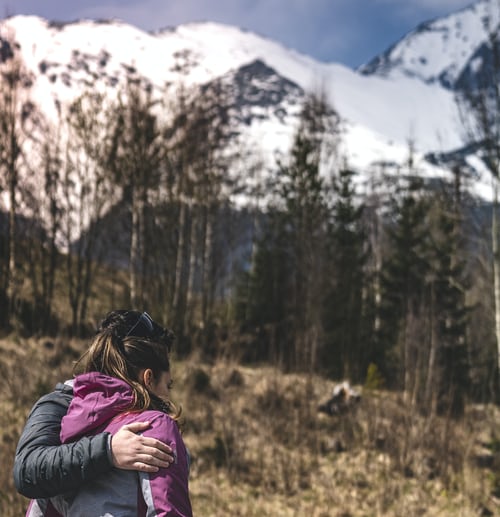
left=13, top=383, right=113, bottom=498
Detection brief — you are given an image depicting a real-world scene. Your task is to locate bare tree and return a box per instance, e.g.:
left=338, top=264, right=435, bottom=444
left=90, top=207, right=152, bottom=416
left=107, top=79, right=164, bottom=309
left=21, top=108, right=64, bottom=331
left=61, top=90, right=116, bottom=333
left=0, top=35, right=33, bottom=325
left=163, top=81, right=233, bottom=342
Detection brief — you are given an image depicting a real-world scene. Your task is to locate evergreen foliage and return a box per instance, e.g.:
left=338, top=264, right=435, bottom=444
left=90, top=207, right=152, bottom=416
left=0, top=70, right=495, bottom=404
left=323, top=167, right=368, bottom=382
left=429, top=190, right=469, bottom=417
left=377, top=176, right=432, bottom=387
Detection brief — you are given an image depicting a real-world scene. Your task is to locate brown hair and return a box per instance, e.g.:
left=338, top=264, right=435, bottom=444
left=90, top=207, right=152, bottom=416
left=74, top=311, right=179, bottom=417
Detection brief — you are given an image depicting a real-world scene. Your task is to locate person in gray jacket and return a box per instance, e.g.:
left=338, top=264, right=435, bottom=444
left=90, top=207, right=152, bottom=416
left=25, top=309, right=191, bottom=516
left=13, top=310, right=175, bottom=499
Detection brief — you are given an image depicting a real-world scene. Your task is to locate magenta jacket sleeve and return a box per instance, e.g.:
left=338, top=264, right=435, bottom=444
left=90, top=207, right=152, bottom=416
left=138, top=411, right=192, bottom=517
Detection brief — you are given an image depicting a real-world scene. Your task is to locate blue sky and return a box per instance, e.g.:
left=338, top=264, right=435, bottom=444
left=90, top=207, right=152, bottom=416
left=4, top=0, right=474, bottom=68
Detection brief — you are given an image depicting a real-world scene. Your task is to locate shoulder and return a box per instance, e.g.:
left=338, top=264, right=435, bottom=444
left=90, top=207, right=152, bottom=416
left=141, top=410, right=178, bottom=430
left=27, top=382, right=74, bottom=418
left=104, top=410, right=180, bottom=438
left=138, top=410, right=183, bottom=443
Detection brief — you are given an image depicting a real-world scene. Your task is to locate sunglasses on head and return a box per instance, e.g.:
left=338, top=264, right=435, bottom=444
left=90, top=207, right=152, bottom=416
left=126, top=312, right=156, bottom=338
left=125, top=311, right=173, bottom=351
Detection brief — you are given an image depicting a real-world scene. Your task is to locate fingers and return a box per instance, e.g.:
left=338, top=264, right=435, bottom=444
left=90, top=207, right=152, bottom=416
left=118, top=422, right=173, bottom=454
left=112, top=422, right=174, bottom=471
left=129, top=450, right=172, bottom=470
left=139, top=436, right=173, bottom=455
left=133, top=462, right=160, bottom=473
left=138, top=444, right=174, bottom=466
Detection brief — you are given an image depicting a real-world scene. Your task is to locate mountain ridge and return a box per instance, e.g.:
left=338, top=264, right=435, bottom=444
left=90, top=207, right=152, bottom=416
left=0, top=2, right=496, bottom=202
left=359, top=0, right=495, bottom=90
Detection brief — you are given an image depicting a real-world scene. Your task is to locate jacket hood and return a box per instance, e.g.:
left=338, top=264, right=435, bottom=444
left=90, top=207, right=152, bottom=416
left=60, top=372, right=135, bottom=442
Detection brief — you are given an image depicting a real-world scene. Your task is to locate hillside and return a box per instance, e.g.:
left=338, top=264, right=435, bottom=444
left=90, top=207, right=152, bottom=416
left=1, top=3, right=497, bottom=203
left=1, top=336, right=499, bottom=516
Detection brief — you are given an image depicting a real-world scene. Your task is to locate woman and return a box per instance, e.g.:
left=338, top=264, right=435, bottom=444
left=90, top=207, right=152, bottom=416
left=14, top=312, right=175, bottom=499
left=26, top=310, right=192, bottom=517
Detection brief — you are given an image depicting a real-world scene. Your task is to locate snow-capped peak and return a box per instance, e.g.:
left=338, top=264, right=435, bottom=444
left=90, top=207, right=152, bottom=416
left=360, top=0, right=498, bottom=90
left=0, top=5, right=496, bottom=202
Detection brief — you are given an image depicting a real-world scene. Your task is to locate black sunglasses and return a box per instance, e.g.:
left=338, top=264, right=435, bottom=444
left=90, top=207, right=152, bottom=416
left=126, top=312, right=155, bottom=338
left=125, top=311, right=173, bottom=351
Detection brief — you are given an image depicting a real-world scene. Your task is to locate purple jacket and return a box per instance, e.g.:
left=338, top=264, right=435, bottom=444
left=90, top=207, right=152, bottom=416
left=26, top=372, right=192, bottom=517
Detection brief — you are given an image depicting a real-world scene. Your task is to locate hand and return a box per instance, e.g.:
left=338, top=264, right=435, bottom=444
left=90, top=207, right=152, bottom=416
left=110, top=421, right=174, bottom=472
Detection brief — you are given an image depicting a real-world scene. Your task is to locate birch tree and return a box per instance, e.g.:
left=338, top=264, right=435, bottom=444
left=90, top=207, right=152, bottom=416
left=107, top=79, right=164, bottom=309
left=163, top=82, right=232, bottom=342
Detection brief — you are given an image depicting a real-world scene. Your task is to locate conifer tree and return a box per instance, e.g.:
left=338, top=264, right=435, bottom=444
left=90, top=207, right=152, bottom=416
left=427, top=189, right=469, bottom=417
left=456, top=5, right=500, bottom=384
left=378, top=175, right=431, bottom=397
left=242, top=92, right=339, bottom=371
left=323, top=167, right=368, bottom=381
left=236, top=210, right=290, bottom=364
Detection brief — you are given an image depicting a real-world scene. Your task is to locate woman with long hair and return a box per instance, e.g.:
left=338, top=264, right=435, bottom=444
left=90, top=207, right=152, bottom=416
left=26, top=310, right=192, bottom=517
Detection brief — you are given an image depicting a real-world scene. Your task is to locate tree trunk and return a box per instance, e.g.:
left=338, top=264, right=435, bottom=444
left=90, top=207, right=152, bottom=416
left=172, top=200, right=187, bottom=320
left=201, top=204, right=214, bottom=328
left=130, top=184, right=141, bottom=308
left=185, top=204, right=199, bottom=329
left=492, top=179, right=500, bottom=373
left=7, top=164, right=17, bottom=317
left=425, top=282, right=438, bottom=413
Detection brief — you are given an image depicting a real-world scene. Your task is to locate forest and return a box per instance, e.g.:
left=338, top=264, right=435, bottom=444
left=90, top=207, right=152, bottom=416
left=1, top=20, right=500, bottom=517
left=0, top=34, right=499, bottom=411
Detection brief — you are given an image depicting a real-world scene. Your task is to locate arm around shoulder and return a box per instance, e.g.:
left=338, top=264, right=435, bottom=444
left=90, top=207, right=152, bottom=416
left=13, top=386, right=113, bottom=498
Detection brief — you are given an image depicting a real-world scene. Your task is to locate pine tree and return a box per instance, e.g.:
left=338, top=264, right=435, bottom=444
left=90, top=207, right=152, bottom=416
left=323, top=167, right=368, bottom=381
left=427, top=189, right=469, bottom=417
left=378, top=175, right=431, bottom=395
left=242, top=92, right=339, bottom=371
left=456, top=6, right=500, bottom=385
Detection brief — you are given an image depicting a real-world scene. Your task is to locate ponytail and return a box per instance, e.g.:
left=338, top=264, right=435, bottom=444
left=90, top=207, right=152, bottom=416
left=74, top=323, right=173, bottom=414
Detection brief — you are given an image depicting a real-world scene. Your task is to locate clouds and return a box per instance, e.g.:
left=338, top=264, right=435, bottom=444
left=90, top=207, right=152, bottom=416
left=7, top=0, right=476, bottom=67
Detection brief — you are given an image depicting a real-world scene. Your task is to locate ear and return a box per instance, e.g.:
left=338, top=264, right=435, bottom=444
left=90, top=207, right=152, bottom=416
left=141, top=368, right=154, bottom=388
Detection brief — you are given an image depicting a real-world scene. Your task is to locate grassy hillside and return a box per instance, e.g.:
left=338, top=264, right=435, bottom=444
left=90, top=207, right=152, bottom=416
left=1, top=336, right=499, bottom=516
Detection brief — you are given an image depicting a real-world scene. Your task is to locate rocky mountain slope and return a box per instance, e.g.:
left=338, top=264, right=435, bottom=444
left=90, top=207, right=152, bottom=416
left=0, top=0, right=498, bottom=201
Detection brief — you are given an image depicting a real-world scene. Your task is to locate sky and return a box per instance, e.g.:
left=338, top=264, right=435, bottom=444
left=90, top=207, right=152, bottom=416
left=3, top=0, right=476, bottom=69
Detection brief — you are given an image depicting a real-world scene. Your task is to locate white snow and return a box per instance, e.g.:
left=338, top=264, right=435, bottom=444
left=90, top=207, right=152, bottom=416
left=0, top=3, right=496, bottom=205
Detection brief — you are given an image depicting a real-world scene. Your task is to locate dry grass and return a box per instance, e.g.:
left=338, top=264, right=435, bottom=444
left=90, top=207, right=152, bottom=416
left=1, top=338, right=499, bottom=516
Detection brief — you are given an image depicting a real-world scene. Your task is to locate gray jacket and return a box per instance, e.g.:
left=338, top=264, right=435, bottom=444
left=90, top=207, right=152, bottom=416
left=13, top=381, right=113, bottom=498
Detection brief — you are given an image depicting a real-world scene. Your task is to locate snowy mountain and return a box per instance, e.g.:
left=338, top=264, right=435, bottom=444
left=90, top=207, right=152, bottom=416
left=359, top=0, right=495, bottom=91
left=0, top=1, right=497, bottom=203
